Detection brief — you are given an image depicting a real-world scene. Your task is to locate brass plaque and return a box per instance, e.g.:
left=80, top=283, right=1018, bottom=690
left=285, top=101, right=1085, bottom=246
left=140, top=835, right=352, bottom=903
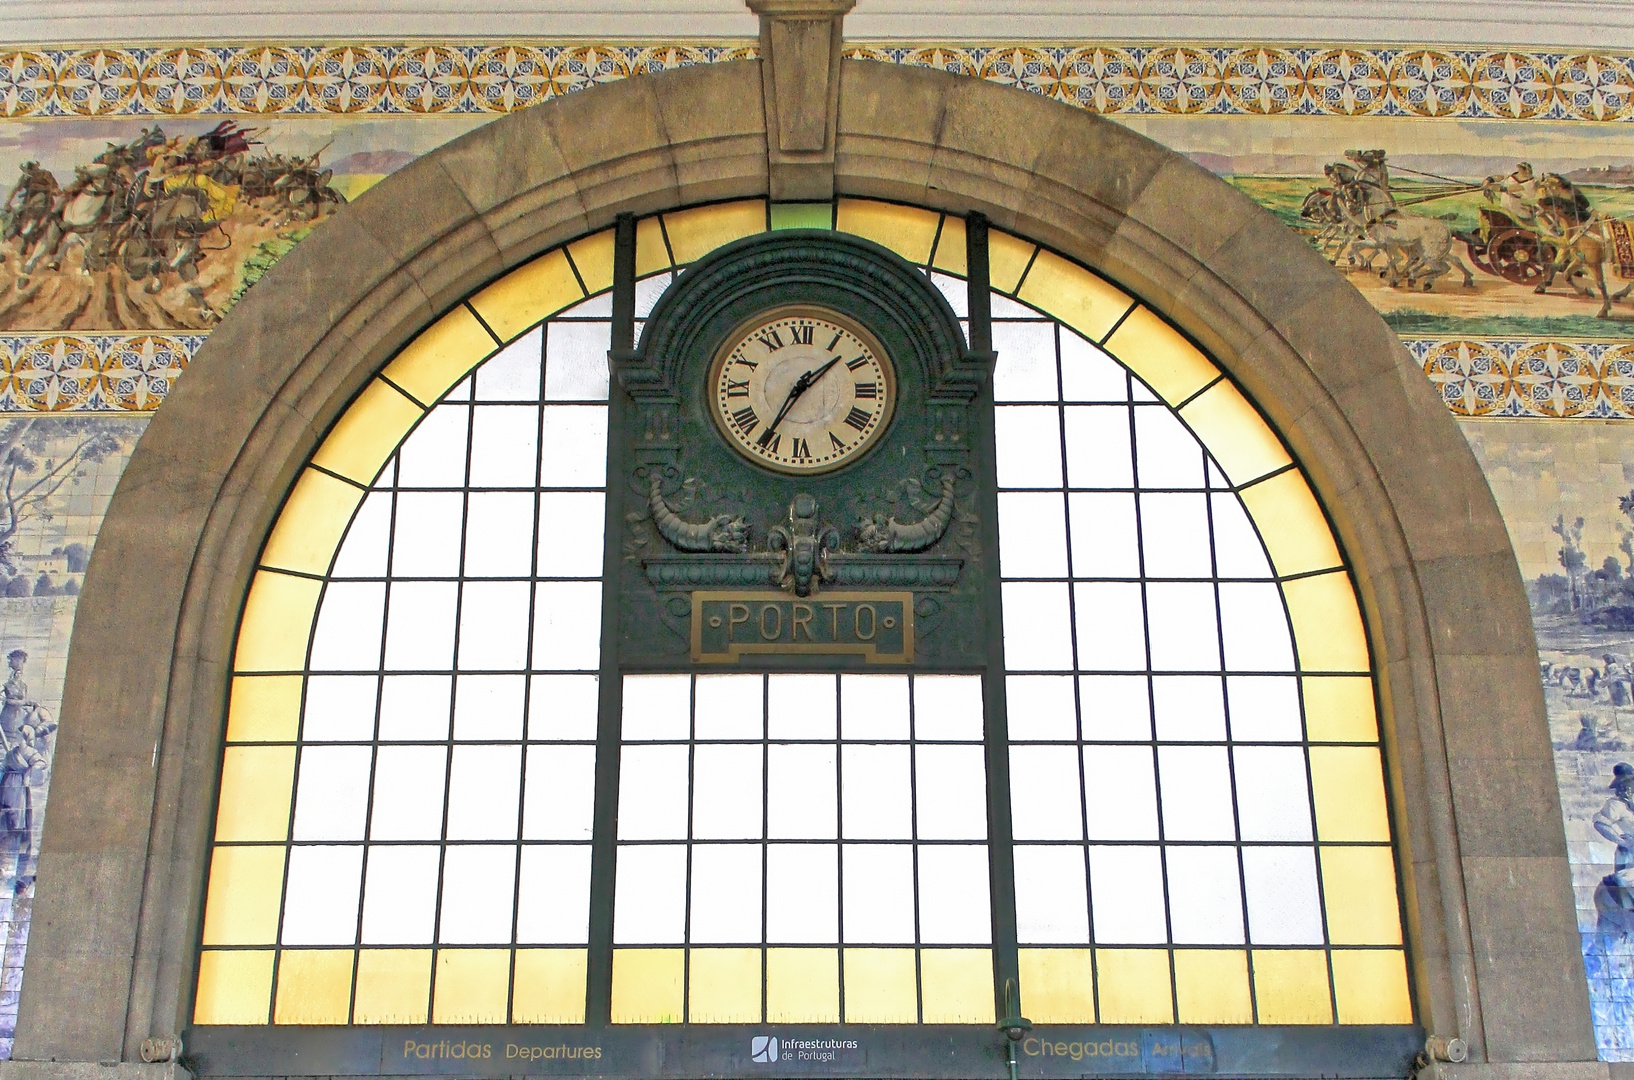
left=691, top=590, right=913, bottom=664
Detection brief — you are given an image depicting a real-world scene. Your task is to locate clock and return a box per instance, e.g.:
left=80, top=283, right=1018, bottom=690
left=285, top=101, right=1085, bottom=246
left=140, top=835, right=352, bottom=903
left=708, top=306, right=896, bottom=474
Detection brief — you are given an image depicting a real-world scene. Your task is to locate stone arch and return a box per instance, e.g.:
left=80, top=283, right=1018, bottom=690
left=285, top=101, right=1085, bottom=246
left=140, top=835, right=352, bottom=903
left=17, top=57, right=1590, bottom=1072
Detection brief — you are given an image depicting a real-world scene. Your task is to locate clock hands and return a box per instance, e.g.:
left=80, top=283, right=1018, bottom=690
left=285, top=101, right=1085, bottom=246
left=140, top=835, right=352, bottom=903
left=763, top=354, right=844, bottom=441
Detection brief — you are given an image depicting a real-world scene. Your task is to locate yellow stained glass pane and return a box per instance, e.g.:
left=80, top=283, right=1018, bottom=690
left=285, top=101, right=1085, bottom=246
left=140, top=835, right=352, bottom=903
left=1018, top=948, right=1096, bottom=1023
left=1095, top=949, right=1172, bottom=1024
left=261, top=468, right=365, bottom=577
left=636, top=216, right=671, bottom=276
left=1320, top=847, right=1403, bottom=944
left=468, top=248, right=585, bottom=342
left=354, top=949, right=431, bottom=1024
left=931, top=215, right=968, bottom=277
left=567, top=228, right=617, bottom=296
left=234, top=570, right=322, bottom=673
left=1172, top=950, right=1252, bottom=1024
left=513, top=949, right=587, bottom=1023
left=201, top=846, right=284, bottom=945
left=309, top=378, right=423, bottom=486
left=920, top=949, right=994, bottom=1023
left=1303, top=676, right=1378, bottom=743
left=837, top=199, right=941, bottom=265
left=989, top=230, right=1036, bottom=293
left=611, top=948, right=684, bottom=1023
left=226, top=674, right=302, bottom=743
left=274, top=949, right=354, bottom=1024
left=379, top=305, right=498, bottom=408
left=688, top=948, right=762, bottom=1023
left=662, top=201, right=767, bottom=265
left=1310, top=746, right=1392, bottom=842
left=194, top=949, right=273, bottom=1024
left=1179, top=381, right=1291, bottom=486
left=214, top=745, right=295, bottom=842
left=1239, top=471, right=1343, bottom=577
left=1331, top=950, right=1412, bottom=1024
left=767, top=949, right=839, bottom=1022
left=433, top=948, right=511, bottom=1023
left=1101, top=306, right=1218, bottom=406
left=843, top=948, right=917, bottom=1023
left=1018, top=251, right=1134, bottom=345
left=1252, top=950, right=1332, bottom=1024
left=1283, top=571, right=1370, bottom=673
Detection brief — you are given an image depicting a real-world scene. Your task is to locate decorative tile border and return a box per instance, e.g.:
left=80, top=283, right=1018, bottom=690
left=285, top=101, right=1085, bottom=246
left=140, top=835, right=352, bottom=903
left=1, top=42, right=1632, bottom=120
left=0, top=333, right=199, bottom=413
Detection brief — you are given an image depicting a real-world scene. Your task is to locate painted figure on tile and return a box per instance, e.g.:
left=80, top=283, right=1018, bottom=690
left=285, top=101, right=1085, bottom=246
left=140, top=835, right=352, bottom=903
left=1483, top=162, right=1541, bottom=229
left=0, top=711, right=53, bottom=892
left=0, top=651, right=39, bottom=745
left=1595, top=763, right=1634, bottom=932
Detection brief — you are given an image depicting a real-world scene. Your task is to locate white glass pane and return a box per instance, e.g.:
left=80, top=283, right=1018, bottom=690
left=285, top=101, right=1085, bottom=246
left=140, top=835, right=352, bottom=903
left=769, top=674, right=836, bottom=738
left=1233, top=746, right=1313, bottom=841
left=931, top=272, right=968, bottom=316
left=438, top=845, right=516, bottom=943
left=536, top=492, right=606, bottom=578
left=1157, top=746, right=1237, bottom=842
left=914, top=745, right=987, bottom=840
left=523, top=744, right=597, bottom=840
left=303, top=675, right=377, bottom=741
left=995, top=406, right=1063, bottom=488
left=913, top=675, right=984, bottom=740
left=545, top=321, right=612, bottom=401
left=695, top=674, right=764, bottom=739
left=1008, top=745, right=1083, bottom=841
left=841, top=744, right=912, bottom=839
left=1226, top=675, right=1302, bottom=741
left=917, top=845, right=992, bottom=944
left=1218, top=583, right=1296, bottom=672
left=1132, top=379, right=1159, bottom=403
left=842, top=844, right=915, bottom=943
left=517, top=845, right=592, bottom=943
left=1006, top=675, right=1076, bottom=740
left=398, top=405, right=469, bottom=487
left=559, top=291, right=612, bottom=317
left=1145, top=582, right=1220, bottom=672
left=767, top=843, right=838, bottom=943
left=476, top=328, right=541, bottom=401
left=292, top=745, right=372, bottom=841
left=443, top=379, right=470, bottom=403
left=360, top=845, right=439, bottom=944
left=689, top=844, right=763, bottom=943
left=310, top=581, right=385, bottom=671
left=530, top=674, right=600, bottom=740
left=693, top=744, right=764, bottom=840
left=992, top=321, right=1059, bottom=402
left=446, top=744, right=522, bottom=840
left=468, top=404, right=540, bottom=488
left=454, top=674, right=525, bottom=739
left=1132, top=406, right=1205, bottom=489
left=1079, top=675, right=1151, bottom=740
left=384, top=581, right=458, bottom=670
left=990, top=292, right=1040, bottom=318
left=1138, top=493, right=1213, bottom=578
left=281, top=845, right=362, bottom=945
left=1088, top=845, right=1167, bottom=944
left=457, top=580, right=531, bottom=671
left=1165, top=846, right=1245, bottom=945
left=1211, top=494, right=1274, bottom=578
left=1083, top=745, right=1159, bottom=841
left=1003, top=581, right=1074, bottom=670
left=1151, top=675, right=1226, bottom=741
left=539, top=406, right=608, bottom=488
left=1073, top=582, right=1145, bottom=671
left=379, top=674, right=451, bottom=740
left=840, top=674, right=910, bottom=739
left=617, top=744, right=689, bottom=840
left=622, top=674, right=691, bottom=740
left=463, top=492, right=535, bottom=577
left=614, top=844, right=687, bottom=943
left=532, top=581, right=603, bottom=671
left=999, top=492, right=1069, bottom=578
left=391, top=491, right=463, bottom=577
left=1241, top=847, right=1324, bottom=944
left=768, top=745, right=837, bottom=840
left=1060, top=330, right=1129, bottom=403
left=1014, top=845, right=1090, bottom=944
left=369, top=745, right=447, bottom=840
left=332, top=491, right=392, bottom=577
left=1068, top=493, right=1140, bottom=577
left=634, top=273, right=673, bottom=319
left=1063, top=405, right=1133, bottom=489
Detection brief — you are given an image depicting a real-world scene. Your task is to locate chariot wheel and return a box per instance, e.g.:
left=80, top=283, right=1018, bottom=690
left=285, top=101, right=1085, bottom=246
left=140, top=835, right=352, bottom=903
left=1488, top=227, right=1546, bottom=285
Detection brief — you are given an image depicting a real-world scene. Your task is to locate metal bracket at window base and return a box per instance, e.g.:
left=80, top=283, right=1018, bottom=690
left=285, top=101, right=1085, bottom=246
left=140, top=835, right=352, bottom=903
left=140, top=1034, right=183, bottom=1062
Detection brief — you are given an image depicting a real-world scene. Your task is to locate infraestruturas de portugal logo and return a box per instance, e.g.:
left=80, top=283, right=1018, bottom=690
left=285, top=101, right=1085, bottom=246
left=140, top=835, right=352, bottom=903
left=752, top=1035, right=860, bottom=1065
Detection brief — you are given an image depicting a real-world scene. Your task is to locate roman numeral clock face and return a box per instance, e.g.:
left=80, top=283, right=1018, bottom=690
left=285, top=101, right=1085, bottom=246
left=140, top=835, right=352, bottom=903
left=709, top=307, right=897, bottom=474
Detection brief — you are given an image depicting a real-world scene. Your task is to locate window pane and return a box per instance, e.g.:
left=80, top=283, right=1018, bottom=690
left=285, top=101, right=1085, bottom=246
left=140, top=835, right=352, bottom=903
left=1009, top=745, right=1083, bottom=841
left=292, top=745, right=371, bottom=841
left=1003, top=582, right=1074, bottom=670
left=690, top=844, right=763, bottom=943
left=1068, top=492, right=1139, bottom=577
left=384, top=581, right=458, bottom=670
left=545, top=321, right=612, bottom=401
left=457, top=581, right=531, bottom=671
left=1218, top=583, right=1295, bottom=671
left=999, top=492, right=1069, bottom=578
left=438, top=845, right=516, bottom=943
left=842, top=745, right=912, bottom=840
left=516, top=845, right=592, bottom=943
left=1227, top=675, right=1302, bottom=741
left=1157, top=746, right=1237, bottom=842
left=360, top=845, right=439, bottom=944
left=1233, top=746, right=1313, bottom=842
left=370, top=745, right=447, bottom=841
left=1083, top=745, right=1158, bottom=841
left=379, top=675, right=450, bottom=740
left=917, top=846, right=991, bottom=944
left=992, top=321, right=1059, bottom=402
left=446, top=745, right=521, bottom=841
left=475, top=327, right=541, bottom=400
left=1242, top=847, right=1324, bottom=945
left=531, top=581, right=602, bottom=670
left=1145, top=583, right=1219, bottom=672
left=1152, top=675, right=1226, bottom=741
left=614, top=845, right=686, bottom=944
left=1088, top=845, right=1167, bottom=944
left=398, top=405, right=469, bottom=487
left=282, top=845, right=362, bottom=945
left=693, top=745, right=764, bottom=840
left=1211, top=493, right=1274, bottom=578
left=996, top=406, right=1063, bottom=488
left=695, top=674, right=764, bottom=739
left=530, top=674, right=599, bottom=740
left=536, top=492, right=606, bottom=578
left=769, top=674, right=835, bottom=738
left=311, top=582, right=385, bottom=671
left=1014, top=845, right=1090, bottom=944
left=454, top=674, right=525, bottom=740
left=913, top=675, right=984, bottom=740
left=768, top=745, right=837, bottom=839
left=1063, top=406, right=1133, bottom=489
left=468, top=405, right=539, bottom=487
left=623, top=674, right=691, bottom=740
left=1006, top=675, right=1076, bottom=740
left=767, top=843, right=839, bottom=943
left=617, top=745, right=689, bottom=840
left=1139, top=493, right=1213, bottom=577
left=1133, top=406, right=1205, bottom=488
left=1060, top=331, right=1128, bottom=402
left=1080, top=675, right=1150, bottom=740
left=842, top=844, right=915, bottom=943
left=1165, top=846, right=1245, bottom=945
left=463, top=492, right=535, bottom=577
left=523, top=745, right=596, bottom=840
left=332, top=491, right=391, bottom=577
left=841, top=674, right=910, bottom=739
left=391, top=491, right=463, bottom=576
left=539, top=406, right=608, bottom=487
left=1073, top=582, right=1145, bottom=671
left=303, top=675, right=377, bottom=741
left=914, top=745, right=987, bottom=840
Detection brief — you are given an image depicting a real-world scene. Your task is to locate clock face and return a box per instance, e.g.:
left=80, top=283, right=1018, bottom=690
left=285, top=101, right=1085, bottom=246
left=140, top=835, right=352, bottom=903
left=708, top=306, right=896, bottom=474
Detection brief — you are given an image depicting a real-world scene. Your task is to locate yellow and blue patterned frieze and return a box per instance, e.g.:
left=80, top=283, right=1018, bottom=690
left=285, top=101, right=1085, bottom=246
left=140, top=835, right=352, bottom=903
left=0, top=333, right=197, bottom=412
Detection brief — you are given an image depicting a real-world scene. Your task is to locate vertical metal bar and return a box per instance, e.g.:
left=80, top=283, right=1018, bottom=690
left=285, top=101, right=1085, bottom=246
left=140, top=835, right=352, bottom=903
left=585, top=213, right=638, bottom=1025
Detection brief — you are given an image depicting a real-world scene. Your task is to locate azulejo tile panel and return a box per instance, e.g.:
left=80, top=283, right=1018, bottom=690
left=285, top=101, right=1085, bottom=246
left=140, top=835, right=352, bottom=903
left=0, top=335, right=200, bottom=413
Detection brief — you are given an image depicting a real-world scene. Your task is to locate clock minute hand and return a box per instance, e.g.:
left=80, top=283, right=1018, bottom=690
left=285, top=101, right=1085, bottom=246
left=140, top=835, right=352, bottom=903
left=766, top=355, right=842, bottom=436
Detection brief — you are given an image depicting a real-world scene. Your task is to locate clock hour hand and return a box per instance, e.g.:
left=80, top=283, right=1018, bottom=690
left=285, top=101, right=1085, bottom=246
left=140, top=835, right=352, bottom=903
left=765, top=355, right=844, bottom=437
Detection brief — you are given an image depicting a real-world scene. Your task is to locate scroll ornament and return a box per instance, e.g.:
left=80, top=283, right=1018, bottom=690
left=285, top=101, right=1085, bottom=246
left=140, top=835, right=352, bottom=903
left=648, top=476, right=749, bottom=553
